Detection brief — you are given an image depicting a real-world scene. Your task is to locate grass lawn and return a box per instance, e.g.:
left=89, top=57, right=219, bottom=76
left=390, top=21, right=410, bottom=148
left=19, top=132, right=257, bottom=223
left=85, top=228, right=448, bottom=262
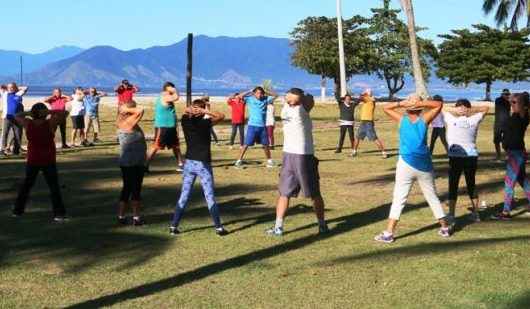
left=1, top=100, right=530, bottom=308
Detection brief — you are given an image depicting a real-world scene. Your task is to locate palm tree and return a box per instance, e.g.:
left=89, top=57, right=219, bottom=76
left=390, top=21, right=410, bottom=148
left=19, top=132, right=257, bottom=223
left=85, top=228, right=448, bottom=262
left=400, top=0, right=429, bottom=98
left=483, top=0, right=529, bottom=30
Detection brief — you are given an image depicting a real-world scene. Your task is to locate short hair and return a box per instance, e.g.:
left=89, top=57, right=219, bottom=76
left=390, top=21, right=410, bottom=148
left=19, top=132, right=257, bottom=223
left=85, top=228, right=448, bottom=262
left=192, top=99, right=206, bottom=108
left=432, top=95, right=444, bottom=102
left=122, top=79, right=129, bottom=84
left=342, top=94, right=352, bottom=100
left=31, top=102, right=48, bottom=119
left=163, top=81, right=175, bottom=91
left=287, top=88, right=305, bottom=97
left=455, top=98, right=471, bottom=108
left=253, top=86, right=265, bottom=93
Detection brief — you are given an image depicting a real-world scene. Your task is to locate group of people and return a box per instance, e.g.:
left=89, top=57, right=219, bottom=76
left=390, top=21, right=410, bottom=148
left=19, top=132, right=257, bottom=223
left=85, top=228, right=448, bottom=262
left=5, top=79, right=530, bottom=242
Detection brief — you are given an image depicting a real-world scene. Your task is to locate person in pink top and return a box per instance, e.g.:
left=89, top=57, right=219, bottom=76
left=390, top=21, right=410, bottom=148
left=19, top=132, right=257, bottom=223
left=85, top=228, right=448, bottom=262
left=44, top=88, right=72, bottom=148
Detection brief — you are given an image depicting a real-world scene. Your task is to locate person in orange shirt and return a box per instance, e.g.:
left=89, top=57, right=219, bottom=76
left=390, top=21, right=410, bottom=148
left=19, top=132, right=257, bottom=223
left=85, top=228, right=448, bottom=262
left=353, top=89, right=387, bottom=159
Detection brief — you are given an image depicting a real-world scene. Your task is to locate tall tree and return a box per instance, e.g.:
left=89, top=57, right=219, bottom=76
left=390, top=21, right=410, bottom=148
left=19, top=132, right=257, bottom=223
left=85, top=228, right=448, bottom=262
left=368, top=0, right=436, bottom=99
left=400, top=0, right=429, bottom=98
left=483, top=0, right=529, bottom=30
left=290, top=16, right=373, bottom=99
left=437, top=24, right=530, bottom=101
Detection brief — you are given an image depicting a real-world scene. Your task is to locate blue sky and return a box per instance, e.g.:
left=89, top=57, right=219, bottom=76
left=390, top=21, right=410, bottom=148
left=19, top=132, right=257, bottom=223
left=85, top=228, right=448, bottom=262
left=5, top=0, right=499, bottom=53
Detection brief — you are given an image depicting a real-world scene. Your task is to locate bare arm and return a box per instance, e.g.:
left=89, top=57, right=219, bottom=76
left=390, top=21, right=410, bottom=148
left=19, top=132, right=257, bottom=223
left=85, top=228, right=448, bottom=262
left=133, top=85, right=139, bottom=93
left=420, top=100, right=443, bottom=125
left=16, top=86, right=28, bottom=96
left=383, top=102, right=406, bottom=123
left=14, top=112, right=31, bottom=127
left=238, top=90, right=253, bottom=99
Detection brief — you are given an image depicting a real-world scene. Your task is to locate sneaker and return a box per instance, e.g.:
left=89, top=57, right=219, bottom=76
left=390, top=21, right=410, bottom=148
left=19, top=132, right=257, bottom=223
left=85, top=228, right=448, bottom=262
left=132, top=217, right=145, bottom=226
left=266, top=160, right=275, bottom=168
left=382, top=152, right=388, bottom=159
left=169, top=226, right=180, bottom=235
left=438, top=227, right=451, bottom=238
left=491, top=212, right=512, bottom=221
left=88, top=142, right=95, bottom=147
left=445, top=215, right=456, bottom=230
left=176, top=164, right=184, bottom=173
left=61, top=144, right=70, bottom=149
left=229, top=145, right=234, bottom=150
left=215, top=227, right=229, bottom=236
left=53, top=216, right=69, bottom=223
left=93, top=138, right=103, bottom=143
left=351, top=151, right=357, bottom=157
left=318, top=224, right=330, bottom=234
left=374, top=231, right=394, bottom=243
left=469, top=212, right=481, bottom=222
left=266, top=226, right=283, bottom=236
left=334, top=149, right=342, bottom=154
left=234, top=160, right=243, bottom=168
left=118, top=216, right=128, bottom=225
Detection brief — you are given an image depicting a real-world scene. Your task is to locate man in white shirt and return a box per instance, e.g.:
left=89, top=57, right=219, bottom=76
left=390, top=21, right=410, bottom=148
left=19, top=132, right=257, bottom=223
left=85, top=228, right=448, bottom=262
left=1, top=83, right=28, bottom=155
left=266, top=88, right=328, bottom=236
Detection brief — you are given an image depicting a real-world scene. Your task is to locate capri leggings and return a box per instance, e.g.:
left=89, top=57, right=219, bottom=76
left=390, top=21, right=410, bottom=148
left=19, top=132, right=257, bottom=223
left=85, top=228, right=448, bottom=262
left=120, top=166, right=145, bottom=202
left=448, top=156, right=478, bottom=201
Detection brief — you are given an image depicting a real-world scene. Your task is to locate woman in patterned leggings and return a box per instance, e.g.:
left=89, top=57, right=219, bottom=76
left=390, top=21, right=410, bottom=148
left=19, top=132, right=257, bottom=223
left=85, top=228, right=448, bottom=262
left=170, top=99, right=228, bottom=236
left=493, top=92, right=530, bottom=220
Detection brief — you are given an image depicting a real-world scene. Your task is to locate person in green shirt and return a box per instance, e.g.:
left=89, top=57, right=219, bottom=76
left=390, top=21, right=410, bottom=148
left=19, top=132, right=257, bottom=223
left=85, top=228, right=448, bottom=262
left=145, top=82, right=184, bottom=172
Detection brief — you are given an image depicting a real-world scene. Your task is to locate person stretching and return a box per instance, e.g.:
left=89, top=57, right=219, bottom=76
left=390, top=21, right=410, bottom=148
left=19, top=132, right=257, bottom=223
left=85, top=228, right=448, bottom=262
left=335, top=94, right=357, bottom=155
left=83, top=87, right=107, bottom=144
left=353, top=89, right=388, bottom=158
left=116, top=101, right=147, bottom=226
left=375, top=95, right=451, bottom=243
left=429, top=95, right=449, bottom=154
left=443, top=99, right=489, bottom=224
left=145, top=82, right=184, bottom=172
left=0, top=83, right=28, bottom=155
left=170, top=99, right=228, bottom=236
left=12, top=103, right=68, bottom=222
left=44, top=88, right=71, bottom=148
left=234, top=86, right=277, bottom=168
left=227, top=93, right=246, bottom=149
left=266, top=88, right=328, bottom=236
left=492, top=93, right=530, bottom=220
left=266, top=101, right=276, bottom=149
left=69, top=88, right=88, bottom=147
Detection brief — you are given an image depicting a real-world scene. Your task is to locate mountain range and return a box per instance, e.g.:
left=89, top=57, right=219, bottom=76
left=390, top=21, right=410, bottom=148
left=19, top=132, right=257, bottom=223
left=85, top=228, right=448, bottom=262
left=0, top=46, right=84, bottom=77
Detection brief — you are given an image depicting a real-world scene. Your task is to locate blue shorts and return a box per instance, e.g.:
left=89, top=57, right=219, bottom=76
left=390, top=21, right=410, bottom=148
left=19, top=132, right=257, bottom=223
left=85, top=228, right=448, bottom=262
left=357, top=121, right=378, bottom=141
left=245, top=125, right=269, bottom=146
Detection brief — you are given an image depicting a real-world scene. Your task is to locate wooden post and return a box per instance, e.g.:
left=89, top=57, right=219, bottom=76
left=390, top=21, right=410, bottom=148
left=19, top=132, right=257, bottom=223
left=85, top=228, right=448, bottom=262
left=186, top=33, right=193, bottom=106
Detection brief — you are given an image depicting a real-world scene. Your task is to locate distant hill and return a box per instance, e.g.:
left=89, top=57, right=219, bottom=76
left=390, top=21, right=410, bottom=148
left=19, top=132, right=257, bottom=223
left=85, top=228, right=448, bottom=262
left=22, top=36, right=321, bottom=88
left=0, top=46, right=84, bottom=76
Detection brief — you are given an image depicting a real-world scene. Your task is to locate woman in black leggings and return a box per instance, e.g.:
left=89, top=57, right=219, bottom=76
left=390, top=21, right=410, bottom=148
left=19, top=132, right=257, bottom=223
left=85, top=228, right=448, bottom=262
left=117, top=101, right=147, bottom=226
left=443, top=99, right=489, bottom=224
left=335, top=94, right=358, bottom=155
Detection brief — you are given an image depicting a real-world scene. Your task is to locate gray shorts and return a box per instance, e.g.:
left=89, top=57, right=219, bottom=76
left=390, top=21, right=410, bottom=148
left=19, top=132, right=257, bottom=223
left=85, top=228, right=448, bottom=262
left=279, top=153, right=321, bottom=198
left=357, top=121, right=378, bottom=141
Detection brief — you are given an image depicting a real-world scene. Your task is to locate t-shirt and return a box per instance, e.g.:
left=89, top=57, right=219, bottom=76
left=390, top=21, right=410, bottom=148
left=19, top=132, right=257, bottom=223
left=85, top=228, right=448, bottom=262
left=181, top=114, right=212, bottom=163
left=359, top=96, right=375, bottom=121
left=154, top=97, right=176, bottom=128
left=281, top=103, right=314, bottom=155
left=119, top=129, right=147, bottom=167
left=444, top=112, right=485, bottom=157
left=116, top=87, right=136, bottom=104
left=502, top=113, right=530, bottom=150
left=399, top=116, right=432, bottom=172
left=5, top=93, right=23, bottom=119
left=84, top=95, right=100, bottom=116
left=245, top=96, right=274, bottom=127
left=48, top=96, right=68, bottom=111
left=69, top=95, right=85, bottom=116
left=266, top=104, right=275, bottom=126
left=495, top=96, right=510, bottom=127
left=338, top=100, right=355, bottom=125
left=227, top=97, right=246, bottom=124
left=26, top=120, right=56, bottom=165
left=431, top=113, right=445, bottom=128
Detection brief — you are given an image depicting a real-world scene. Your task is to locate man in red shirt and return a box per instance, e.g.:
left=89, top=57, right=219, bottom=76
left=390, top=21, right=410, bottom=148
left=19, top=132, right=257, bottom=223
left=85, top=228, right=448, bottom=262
left=227, top=93, right=246, bottom=149
left=115, top=80, right=139, bottom=105
left=44, top=88, right=72, bottom=148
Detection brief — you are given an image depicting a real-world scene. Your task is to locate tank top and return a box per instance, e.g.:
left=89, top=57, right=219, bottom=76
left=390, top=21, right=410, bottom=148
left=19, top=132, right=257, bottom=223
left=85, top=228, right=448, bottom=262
left=399, top=116, right=432, bottom=172
left=26, top=121, right=56, bottom=165
left=154, top=97, right=176, bottom=128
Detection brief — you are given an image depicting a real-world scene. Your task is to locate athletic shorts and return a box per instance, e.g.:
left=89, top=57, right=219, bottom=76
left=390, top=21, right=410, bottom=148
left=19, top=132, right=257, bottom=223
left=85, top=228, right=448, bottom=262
left=357, top=121, right=378, bottom=141
left=71, top=116, right=85, bottom=129
left=279, top=153, right=321, bottom=198
left=154, top=127, right=180, bottom=150
left=245, top=125, right=269, bottom=146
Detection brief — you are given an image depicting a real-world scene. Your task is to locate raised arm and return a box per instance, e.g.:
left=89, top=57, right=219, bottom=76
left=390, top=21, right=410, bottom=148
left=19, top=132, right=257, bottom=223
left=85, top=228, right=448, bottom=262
left=383, top=101, right=406, bottom=123
left=302, top=94, right=315, bottom=113
left=132, top=85, right=139, bottom=93
left=238, top=90, right=253, bottom=99
left=14, top=111, right=31, bottom=127
left=16, top=86, right=28, bottom=96
left=419, top=100, right=443, bottom=125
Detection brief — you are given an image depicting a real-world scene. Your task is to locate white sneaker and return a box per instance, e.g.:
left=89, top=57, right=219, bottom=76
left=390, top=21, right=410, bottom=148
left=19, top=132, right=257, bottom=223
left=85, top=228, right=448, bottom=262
left=234, top=160, right=243, bottom=168
left=382, top=152, right=388, bottom=159
left=266, top=160, right=275, bottom=168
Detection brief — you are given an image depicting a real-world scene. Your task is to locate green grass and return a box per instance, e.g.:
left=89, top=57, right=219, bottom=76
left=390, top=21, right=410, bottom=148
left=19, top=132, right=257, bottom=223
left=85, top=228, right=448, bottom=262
left=1, top=101, right=530, bottom=308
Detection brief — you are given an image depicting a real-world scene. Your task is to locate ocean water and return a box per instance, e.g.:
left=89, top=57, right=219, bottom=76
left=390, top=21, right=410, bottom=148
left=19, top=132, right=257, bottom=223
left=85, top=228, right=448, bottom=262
left=22, top=85, right=529, bottom=101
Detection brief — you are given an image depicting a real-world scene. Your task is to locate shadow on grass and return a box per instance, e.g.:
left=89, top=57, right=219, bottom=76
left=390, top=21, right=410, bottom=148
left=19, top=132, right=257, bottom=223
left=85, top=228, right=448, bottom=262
left=499, top=290, right=530, bottom=309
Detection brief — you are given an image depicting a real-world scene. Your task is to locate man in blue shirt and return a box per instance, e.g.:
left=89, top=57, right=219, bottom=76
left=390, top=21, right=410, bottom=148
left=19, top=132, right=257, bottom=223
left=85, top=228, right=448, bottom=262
left=83, top=87, right=107, bottom=145
left=234, top=86, right=277, bottom=168
left=1, top=83, right=28, bottom=155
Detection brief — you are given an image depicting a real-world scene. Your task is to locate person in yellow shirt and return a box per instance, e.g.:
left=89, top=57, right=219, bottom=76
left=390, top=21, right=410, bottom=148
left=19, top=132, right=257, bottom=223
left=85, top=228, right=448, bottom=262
left=353, top=89, right=388, bottom=159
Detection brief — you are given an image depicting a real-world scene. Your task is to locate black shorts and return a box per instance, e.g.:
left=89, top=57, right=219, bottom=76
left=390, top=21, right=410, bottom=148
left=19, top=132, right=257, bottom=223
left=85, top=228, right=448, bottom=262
left=154, top=127, right=180, bottom=150
left=71, top=116, right=85, bottom=129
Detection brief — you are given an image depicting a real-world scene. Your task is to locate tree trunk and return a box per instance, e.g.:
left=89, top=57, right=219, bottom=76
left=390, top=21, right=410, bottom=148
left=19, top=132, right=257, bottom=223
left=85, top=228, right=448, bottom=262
left=385, top=74, right=405, bottom=101
left=485, top=81, right=492, bottom=101
left=400, top=0, right=429, bottom=99
left=320, top=76, right=327, bottom=103
left=186, top=33, right=193, bottom=106
left=334, top=78, right=341, bottom=102
left=336, top=0, right=348, bottom=97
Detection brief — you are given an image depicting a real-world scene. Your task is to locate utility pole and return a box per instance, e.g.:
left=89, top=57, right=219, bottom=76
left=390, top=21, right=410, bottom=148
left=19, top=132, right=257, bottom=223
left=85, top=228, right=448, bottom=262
left=19, top=56, right=23, bottom=85
left=336, top=0, right=347, bottom=97
left=186, top=33, right=193, bottom=106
